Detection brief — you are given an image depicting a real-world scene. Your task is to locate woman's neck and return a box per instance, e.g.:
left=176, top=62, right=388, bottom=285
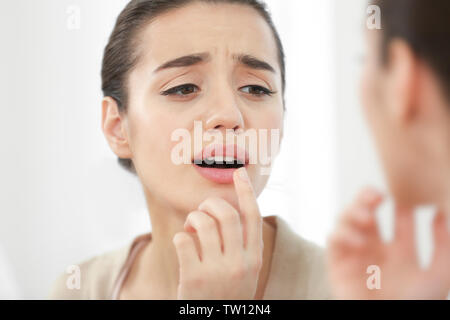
left=141, top=200, right=189, bottom=299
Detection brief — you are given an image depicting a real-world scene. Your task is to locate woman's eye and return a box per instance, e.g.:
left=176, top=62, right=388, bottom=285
left=240, top=85, right=275, bottom=97
left=161, top=84, right=199, bottom=97
left=160, top=84, right=275, bottom=98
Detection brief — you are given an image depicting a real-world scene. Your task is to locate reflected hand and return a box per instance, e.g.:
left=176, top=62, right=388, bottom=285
left=326, top=188, right=450, bottom=299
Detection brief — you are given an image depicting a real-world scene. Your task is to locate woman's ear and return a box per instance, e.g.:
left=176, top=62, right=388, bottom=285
left=384, top=39, right=418, bottom=125
left=101, top=97, right=133, bottom=159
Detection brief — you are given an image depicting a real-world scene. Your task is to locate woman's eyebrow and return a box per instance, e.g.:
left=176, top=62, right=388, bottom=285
left=234, top=53, right=276, bottom=73
left=153, top=52, right=276, bottom=74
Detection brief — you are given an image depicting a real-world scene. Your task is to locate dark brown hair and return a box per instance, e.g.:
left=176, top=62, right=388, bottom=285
left=371, top=0, right=450, bottom=99
left=101, top=0, right=286, bottom=174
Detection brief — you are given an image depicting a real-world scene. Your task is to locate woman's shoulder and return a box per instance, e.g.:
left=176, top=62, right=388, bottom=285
left=269, top=214, right=326, bottom=260
left=47, top=241, right=134, bottom=300
left=266, top=215, right=331, bottom=299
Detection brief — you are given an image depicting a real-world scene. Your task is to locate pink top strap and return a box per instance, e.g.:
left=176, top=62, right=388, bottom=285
left=111, top=233, right=151, bottom=299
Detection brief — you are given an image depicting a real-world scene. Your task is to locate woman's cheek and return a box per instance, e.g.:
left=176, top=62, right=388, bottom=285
left=132, top=123, right=171, bottom=178
left=361, top=34, right=384, bottom=127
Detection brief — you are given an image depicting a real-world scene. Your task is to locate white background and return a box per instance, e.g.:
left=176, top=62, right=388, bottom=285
left=0, top=0, right=435, bottom=299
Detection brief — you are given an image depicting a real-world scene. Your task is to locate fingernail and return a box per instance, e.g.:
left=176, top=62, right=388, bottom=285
left=239, top=167, right=249, bottom=182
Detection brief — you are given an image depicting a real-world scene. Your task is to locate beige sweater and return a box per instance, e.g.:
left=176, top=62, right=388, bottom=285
left=47, top=215, right=331, bottom=299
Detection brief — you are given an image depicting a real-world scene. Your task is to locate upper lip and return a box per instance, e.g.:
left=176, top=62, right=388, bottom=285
left=192, top=144, right=249, bottom=165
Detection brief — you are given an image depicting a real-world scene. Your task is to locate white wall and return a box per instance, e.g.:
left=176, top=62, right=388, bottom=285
left=0, top=0, right=149, bottom=299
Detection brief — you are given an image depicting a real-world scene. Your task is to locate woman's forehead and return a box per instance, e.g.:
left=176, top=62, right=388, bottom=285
left=135, top=2, right=279, bottom=72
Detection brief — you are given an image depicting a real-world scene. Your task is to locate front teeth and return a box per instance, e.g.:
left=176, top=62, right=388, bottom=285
left=204, top=156, right=238, bottom=165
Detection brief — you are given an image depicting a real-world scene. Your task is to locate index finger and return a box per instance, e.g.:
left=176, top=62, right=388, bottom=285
left=233, top=167, right=262, bottom=252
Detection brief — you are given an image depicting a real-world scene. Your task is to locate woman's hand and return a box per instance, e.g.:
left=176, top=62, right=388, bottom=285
left=326, top=188, right=450, bottom=300
left=172, top=167, right=264, bottom=300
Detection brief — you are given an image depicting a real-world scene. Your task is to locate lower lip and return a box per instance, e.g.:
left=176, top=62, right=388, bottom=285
left=193, top=164, right=245, bottom=184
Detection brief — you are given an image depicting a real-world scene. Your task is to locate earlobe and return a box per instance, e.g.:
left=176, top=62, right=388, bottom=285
left=386, top=39, right=418, bottom=124
left=101, top=97, right=133, bottom=159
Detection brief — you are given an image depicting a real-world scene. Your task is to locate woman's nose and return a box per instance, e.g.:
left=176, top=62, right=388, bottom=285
left=205, top=112, right=243, bottom=133
left=203, top=89, right=245, bottom=134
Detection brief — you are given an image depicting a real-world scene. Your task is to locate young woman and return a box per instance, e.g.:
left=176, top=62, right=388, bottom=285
left=327, top=0, right=450, bottom=299
left=48, top=0, right=331, bottom=300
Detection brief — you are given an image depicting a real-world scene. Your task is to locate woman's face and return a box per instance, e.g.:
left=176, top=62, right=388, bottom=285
left=122, top=3, right=284, bottom=213
left=360, top=30, right=412, bottom=202
left=360, top=31, right=439, bottom=205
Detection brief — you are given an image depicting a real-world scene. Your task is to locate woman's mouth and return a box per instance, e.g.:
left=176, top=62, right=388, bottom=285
left=192, top=144, right=249, bottom=184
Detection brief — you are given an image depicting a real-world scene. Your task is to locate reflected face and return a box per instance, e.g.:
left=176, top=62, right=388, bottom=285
left=123, top=3, right=284, bottom=213
left=360, top=31, right=435, bottom=205
left=360, top=31, right=391, bottom=156
left=360, top=30, right=408, bottom=200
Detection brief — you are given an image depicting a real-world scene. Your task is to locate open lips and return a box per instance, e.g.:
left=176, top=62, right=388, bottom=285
left=192, top=144, right=249, bottom=184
